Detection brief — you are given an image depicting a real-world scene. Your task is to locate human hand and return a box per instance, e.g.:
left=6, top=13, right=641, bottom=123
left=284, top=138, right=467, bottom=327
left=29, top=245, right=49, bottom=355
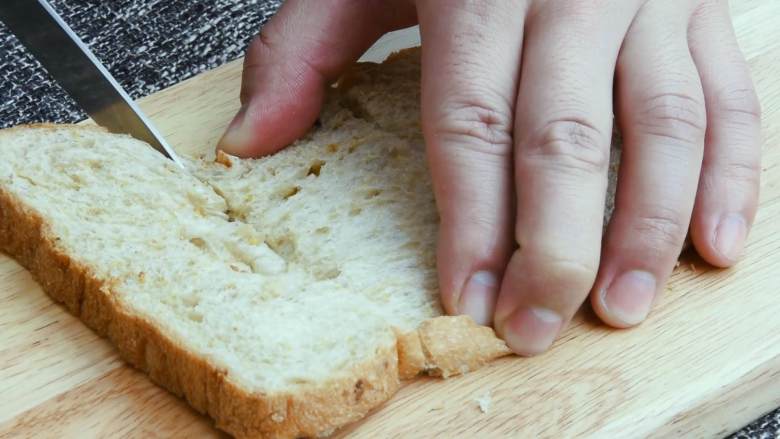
left=218, top=0, right=761, bottom=356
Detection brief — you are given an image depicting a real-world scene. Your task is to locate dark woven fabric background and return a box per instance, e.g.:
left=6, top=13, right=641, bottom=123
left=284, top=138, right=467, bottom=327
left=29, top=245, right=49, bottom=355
left=0, top=0, right=281, bottom=127
left=0, top=1, right=777, bottom=437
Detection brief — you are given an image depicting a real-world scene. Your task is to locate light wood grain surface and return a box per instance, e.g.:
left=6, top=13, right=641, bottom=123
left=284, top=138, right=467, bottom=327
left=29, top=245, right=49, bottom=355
left=2, top=1, right=779, bottom=438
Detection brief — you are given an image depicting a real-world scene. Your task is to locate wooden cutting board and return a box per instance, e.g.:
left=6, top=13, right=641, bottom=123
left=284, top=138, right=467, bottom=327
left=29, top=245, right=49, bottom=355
left=2, top=2, right=779, bottom=437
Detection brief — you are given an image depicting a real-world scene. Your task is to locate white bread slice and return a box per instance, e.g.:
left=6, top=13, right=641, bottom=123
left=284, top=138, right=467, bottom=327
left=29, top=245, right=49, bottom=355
left=0, top=50, right=516, bottom=438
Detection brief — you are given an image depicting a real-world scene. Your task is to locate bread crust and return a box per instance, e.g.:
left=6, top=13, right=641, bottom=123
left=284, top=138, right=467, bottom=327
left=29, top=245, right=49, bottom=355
left=0, top=122, right=107, bottom=136
left=0, top=124, right=511, bottom=438
left=396, top=316, right=511, bottom=379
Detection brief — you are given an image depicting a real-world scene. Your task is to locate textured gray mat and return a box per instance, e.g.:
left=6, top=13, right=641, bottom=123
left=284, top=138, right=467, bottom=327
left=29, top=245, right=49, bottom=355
left=0, top=1, right=776, bottom=437
left=0, top=0, right=280, bottom=128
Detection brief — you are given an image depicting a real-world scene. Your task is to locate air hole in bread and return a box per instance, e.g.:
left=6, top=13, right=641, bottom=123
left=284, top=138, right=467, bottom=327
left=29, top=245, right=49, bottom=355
left=189, top=237, right=207, bottom=249
left=225, top=209, right=246, bottom=222
left=281, top=186, right=300, bottom=200
left=365, top=188, right=382, bottom=199
left=402, top=241, right=420, bottom=250
left=307, top=160, right=325, bottom=177
left=314, top=267, right=341, bottom=281
left=188, top=311, right=203, bottom=323
left=315, top=227, right=330, bottom=235
left=388, top=148, right=405, bottom=159
left=267, top=235, right=297, bottom=261
left=182, top=294, right=200, bottom=307
left=69, top=174, right=83, bottom=187
left=353, top=379, right=365, bottom=402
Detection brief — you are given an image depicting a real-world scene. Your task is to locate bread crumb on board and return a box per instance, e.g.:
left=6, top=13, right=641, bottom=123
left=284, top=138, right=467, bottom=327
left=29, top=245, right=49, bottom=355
left=428, top=403, right=445, bottom=413
left=475, top=391, right=492, bottom=414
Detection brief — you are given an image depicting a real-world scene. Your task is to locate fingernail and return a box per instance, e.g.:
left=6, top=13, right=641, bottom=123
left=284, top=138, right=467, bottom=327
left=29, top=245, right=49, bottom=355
left=501, top=307, right=563, bottom=356
left=602, top=270, right=656, bottom=326
left=218, top=106, right=252, bottom=155
left=714, top=214, right=747, bottom=263
left=458, top=271, right=499, bottom=326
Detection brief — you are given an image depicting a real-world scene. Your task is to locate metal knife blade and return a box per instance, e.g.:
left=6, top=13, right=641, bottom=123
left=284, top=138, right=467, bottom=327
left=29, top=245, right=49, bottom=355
left=0, top=0, right=183, bottom=167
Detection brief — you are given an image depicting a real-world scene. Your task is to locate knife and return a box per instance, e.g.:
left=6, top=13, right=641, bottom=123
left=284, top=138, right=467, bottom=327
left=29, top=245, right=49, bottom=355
left=0, top=0, right=184, bottom=167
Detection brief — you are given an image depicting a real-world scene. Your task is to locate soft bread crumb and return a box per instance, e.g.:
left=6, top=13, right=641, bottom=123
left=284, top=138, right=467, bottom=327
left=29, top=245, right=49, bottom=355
left=476, top=391, right=492, bottom=414
left=428, top=401, right=446, bottom=412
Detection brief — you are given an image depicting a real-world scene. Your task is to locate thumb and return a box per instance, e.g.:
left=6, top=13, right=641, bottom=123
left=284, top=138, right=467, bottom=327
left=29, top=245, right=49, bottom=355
left=218, top=0, right=415, bottom=157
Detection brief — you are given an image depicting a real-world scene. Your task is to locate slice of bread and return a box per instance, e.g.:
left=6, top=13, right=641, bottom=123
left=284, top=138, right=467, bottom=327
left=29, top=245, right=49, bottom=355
left=0, top=49, right=530, bottom=438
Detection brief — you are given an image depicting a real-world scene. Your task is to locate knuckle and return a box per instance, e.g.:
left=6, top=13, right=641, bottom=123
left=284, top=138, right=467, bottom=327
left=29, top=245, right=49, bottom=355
left=518, top=239, right=599, bottom=291
left=247, top=31, right=274, bottom=61
left=544, top=0, right=607, bottom=21
left=722, top=158, right=762, bottom=188
left=431, top=97, right=514, bottom=158
left=540, top=252, right=599, bottom=292
left=713, top=86, right=762, bottom=126
left=241, top=34, right=275, bottom=103
left=523, top=118, right=609, bottom=174
left=445, top=213, right=505, bottom=243
left=636, top=91, right=707, bottom=145
left=436, top=0, right=527, bottom=18
left=632, top=208, right=688, bottom=253
left=247, top=33, right=265, bottom=53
